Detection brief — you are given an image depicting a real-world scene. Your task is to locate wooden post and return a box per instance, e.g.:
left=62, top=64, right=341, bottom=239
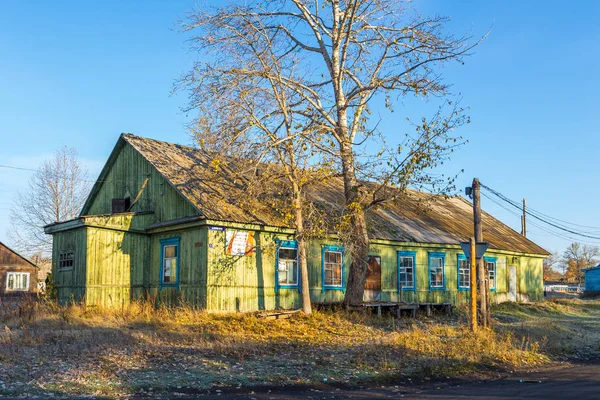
left=521, top=198, right=527, bottom=237
left=472, top=178, right=487, bottom=327
left=470, top=237, right=478, bottom=332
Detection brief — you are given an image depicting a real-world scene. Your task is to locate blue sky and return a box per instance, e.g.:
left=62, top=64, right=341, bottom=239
left=0, top=0, right=599, bottom=255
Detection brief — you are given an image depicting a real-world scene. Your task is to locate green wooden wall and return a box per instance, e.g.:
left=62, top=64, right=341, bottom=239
left=52, top=227, right=87, bottom=304
left=85, top=226, right=150, bottom=308
left=205, top=228, right=545, bottom=311
left=84, top=142, right=199, bottom=222
left=52, top=220, right=544, bottom=310
left=148, top=227, right=208, bottom=307
left=206, top=229, right=300, bottom=312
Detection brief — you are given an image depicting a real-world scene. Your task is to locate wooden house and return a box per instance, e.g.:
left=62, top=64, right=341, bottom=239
left=0, top=242, right=38, bottom=299
left=44, top=134, right=549, bottom=311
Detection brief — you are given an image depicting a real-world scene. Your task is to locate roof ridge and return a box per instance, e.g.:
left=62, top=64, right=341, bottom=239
left=0, top=241, right=38, bottom=268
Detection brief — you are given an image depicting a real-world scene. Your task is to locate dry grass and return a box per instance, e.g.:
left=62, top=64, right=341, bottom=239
left=2, top=298, right=594, bottom=398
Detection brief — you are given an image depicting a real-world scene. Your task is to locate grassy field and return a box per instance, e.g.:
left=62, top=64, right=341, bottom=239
left=0, top=297, right=599, bottom=398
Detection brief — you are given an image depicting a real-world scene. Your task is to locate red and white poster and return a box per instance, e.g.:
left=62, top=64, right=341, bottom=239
left=225, top=230, right=255, bottom=256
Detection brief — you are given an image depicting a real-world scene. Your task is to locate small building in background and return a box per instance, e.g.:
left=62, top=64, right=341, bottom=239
left=0, top=242, right=38, bottom=299
left=584, top=265, right=600, bottom=295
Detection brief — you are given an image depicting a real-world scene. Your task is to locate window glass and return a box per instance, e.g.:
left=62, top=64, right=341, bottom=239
left=459, top=259, right=470, bottom=289
left=6, top=272, right=29, bottom=291
left=399, top=256, right=414, bottom=288
left=430, top=257, right=444, bottom=288
left=58, top=252, right=74, bottom=269
left=487, top=261, right=496, bottom=289
left=278, top=247, right=298, bottom=285
left=162, top=244, right=178, bottom=284
left=324, top=250, right=342, bottom=286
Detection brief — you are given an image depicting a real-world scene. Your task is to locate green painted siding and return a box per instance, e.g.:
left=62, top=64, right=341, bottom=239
left=85, top=227, right=150, bottom=308
left=85, top=143, right=198, bottom=222
left=206, top=228, right=300, bottom=312
left=52, top=228, right=87, bottom=304
left=149, top=227, right=208, bottom=306
left=51, top=219, right=545, bottom=310
left=518, top=256, right=544, bottom=301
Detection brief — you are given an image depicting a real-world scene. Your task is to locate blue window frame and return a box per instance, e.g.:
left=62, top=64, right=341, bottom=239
left=275, top=240, right=300, bottom=292
left=160, top=237, right=180, bottom=288
left=397, top=251, right=416, bottom=292
left=322, top=244, right=344, bottom=292
left=457, top=254, right=470, bottom=291
left=484, top=256, right=497, bottom=291
left=428, top=252, right=445, bottom=290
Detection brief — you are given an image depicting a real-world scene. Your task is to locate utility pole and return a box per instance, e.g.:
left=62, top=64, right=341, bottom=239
left=472, top=178, right=488, bottom=327
left=521, top=198, right=527, bottom=237
left=469, top=237, right=478, bottom=332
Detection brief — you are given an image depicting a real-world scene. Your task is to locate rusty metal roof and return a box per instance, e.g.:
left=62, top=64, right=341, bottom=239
left=123, top=134, right=549, bottom=256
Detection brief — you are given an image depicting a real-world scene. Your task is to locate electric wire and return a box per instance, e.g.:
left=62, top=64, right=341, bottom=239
left=480, top=191, right=600, bottom=245
left=480, top=183, right=600, bottom=242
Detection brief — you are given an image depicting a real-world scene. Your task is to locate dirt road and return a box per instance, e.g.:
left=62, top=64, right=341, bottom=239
left=182, top=360, right=600, bottom=400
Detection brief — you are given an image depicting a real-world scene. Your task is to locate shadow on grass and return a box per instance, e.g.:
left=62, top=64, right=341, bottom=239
left=0, top=308, right=538, bottom=398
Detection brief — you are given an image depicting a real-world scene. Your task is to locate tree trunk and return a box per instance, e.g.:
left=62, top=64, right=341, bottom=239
left=294, top=191, right=312, bottom=315
left=340, top=143, right=370, bottom=307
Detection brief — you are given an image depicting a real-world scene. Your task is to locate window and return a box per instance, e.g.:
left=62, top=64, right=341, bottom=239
left=160, top=238, right=180, bottom=286
left=485, top=257, right=497, bottom=290
left=428, top=252, right=445, bottom=289
left=322, top=245, right=344, bottom=289
left=277, top=241, right=298, bottom=287
left=58, top=252, right=74, bottom=269
left=112, top=197, right=131, bottom=213
left=6, top=272, right=29, bottom=291
left=458, top=255, right=470, bottom=290
left=397, top=251, right=416, bottom=291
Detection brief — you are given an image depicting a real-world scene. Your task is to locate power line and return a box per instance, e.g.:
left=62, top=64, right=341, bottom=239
left=481, top=191, right=600, bottom=245
left=0, top=163, right=153, bottom=185
left=0, top=164, right=38, bottom=172
left=480, top=183, right=600, bottom=242
left=481, top=182, right=600, bottom=233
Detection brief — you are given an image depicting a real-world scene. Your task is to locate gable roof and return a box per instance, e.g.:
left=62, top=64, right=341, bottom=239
left=0, top=242, right=38, bottom=268
left=90, top=134, right=549, bottom=256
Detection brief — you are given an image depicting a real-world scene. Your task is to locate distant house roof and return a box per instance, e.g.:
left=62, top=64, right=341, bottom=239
left=0, top=242, right=38, bottom=268
left=88, top=134, right=551, bottom=256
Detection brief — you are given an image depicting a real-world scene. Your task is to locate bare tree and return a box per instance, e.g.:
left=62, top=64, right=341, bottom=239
left=8, top=147, right=90, bottom=257
left=182, top=0, right=482, bottom=306
left=179, top=15, right=334, bottom=313
left=543, top=251, right=563, bottom=281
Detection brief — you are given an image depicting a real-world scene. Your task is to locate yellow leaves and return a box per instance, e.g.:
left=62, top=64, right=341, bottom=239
left=211, top=158, right=222, bottom=172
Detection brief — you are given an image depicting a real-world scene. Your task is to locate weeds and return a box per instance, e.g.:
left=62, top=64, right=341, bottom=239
left=1, top=298, right=598, bottom=397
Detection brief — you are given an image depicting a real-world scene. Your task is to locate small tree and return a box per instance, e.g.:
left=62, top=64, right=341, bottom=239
left=561, top=242, right=599, bottom=283
left=8, top=147, right=90, bottom=257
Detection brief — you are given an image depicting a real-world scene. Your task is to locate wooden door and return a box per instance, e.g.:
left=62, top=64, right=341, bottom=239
left=508, top=266, right=517, bottom=302
left=364, top=256, right=381, bottom=301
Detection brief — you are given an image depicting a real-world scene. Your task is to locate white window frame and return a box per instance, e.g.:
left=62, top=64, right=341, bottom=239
left=487, top=261, right=496, bottom=290
left=458, top=258, right=470, bottom=289
left=429, top=256, right=444, bottom=289
left=277, top=246, right=299, bottom=286
left=399, top=256, right=415, bottom=289
left=324, top=250, right=343, bottom=287
left=6, top=272, right=30, bottom=291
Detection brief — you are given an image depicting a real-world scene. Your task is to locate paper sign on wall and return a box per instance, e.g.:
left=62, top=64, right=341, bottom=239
left=225, top=230, right=255, bottom=256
